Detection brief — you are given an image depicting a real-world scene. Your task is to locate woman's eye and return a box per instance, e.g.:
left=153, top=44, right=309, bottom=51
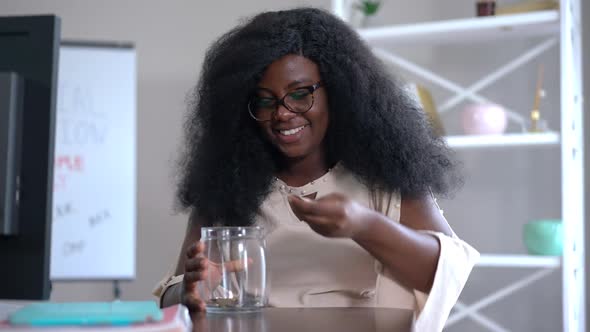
left=255, top=98, right=275, bottom=108
left=288, top=89, right=310, bottom=100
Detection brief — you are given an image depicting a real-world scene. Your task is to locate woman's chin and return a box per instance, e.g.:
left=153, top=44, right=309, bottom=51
left=276, top=145, right=308, bottom=159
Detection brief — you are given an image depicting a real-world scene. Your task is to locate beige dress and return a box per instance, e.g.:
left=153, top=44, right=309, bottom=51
left=154, top=163, right=479, bottom=331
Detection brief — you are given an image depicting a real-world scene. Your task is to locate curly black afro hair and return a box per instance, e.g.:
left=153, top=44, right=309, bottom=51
left=177, top=7, right=461, bottom=227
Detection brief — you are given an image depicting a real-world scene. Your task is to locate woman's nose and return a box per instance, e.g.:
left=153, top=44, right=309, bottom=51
left=273, top=104, right=296, bottom=121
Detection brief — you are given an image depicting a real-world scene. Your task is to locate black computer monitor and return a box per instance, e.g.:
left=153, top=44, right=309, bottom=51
left=0, top=15, right=61, bottom=300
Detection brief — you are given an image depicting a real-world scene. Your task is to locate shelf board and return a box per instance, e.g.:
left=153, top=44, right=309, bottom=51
left=477, top=254, right=561, bottom=268
left=358, top=10, right=559, bottom=46
left=444, top=132, right=559, bottom=149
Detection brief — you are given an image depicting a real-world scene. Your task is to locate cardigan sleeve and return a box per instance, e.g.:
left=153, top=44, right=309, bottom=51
left=152, top=269, right=184, bottom=306
left=373, top=191, right=480, bottom=332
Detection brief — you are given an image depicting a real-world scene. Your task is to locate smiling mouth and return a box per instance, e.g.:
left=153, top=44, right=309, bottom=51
left=276, top=125, right=307, bottom=136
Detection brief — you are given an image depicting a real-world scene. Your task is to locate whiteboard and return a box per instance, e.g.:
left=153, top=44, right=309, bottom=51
left=50, top=43, right=136, bottom=280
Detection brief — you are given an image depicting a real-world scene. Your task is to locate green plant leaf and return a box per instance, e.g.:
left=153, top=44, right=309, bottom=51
left=360, top=1, right=381, bottom=15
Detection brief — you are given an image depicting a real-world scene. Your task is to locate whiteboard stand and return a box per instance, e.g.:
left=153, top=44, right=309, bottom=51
left=113, top=280, right=121, bottom=300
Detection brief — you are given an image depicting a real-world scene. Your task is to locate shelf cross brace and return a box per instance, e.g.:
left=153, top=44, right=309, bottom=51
left=372, top=38, right=557, bottom=129
left=446, top=267, right=557, bottom=330
left=452, top=301, right=510, bottom=332
left=438, top=38, right=557, bottom=113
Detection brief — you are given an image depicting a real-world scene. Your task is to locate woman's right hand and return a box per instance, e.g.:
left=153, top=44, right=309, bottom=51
left=182, top=241, right=208, bottom=312
left=181, top=240, right=253, bottom=312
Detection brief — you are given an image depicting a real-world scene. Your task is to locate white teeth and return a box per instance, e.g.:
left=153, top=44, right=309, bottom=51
left=279, top=125, right=305, bottom=136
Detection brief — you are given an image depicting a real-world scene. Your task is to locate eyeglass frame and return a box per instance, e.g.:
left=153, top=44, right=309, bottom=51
left=247, top=81, right=323, bottom=122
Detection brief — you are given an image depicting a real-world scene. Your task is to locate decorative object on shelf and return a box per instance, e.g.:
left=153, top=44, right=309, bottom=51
left=461, top=103, right=507, bottom=135
left=530, top=64, right=546, bottom=132
left=476, top=0, right=496, bottom=16
left=406, top=83, right=445, bottom=136
left=497, top=0, right=559, bottom=15
left=523, top=219, right=563, bottom=256
left=349, top=0, right=382, bottom=28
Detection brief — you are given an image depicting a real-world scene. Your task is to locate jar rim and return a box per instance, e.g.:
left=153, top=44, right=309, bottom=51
left=201, top=226, right=264, bottom=239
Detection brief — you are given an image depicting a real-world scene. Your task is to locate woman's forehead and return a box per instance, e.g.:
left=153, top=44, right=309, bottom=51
left=257, top=55, right=321, bottom=89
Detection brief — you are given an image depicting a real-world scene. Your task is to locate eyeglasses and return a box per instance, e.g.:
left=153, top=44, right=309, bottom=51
left=248, top=82, right=323, bottom=122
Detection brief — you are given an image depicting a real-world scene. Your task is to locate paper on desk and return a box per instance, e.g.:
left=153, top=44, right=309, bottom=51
left=0, top=303, right=24, bottom=322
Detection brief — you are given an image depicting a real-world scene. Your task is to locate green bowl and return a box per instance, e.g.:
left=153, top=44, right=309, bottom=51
left=523, top=219, right=563, bottom=256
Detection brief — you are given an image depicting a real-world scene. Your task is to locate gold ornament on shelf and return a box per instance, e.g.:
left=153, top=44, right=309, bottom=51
left=530, top=64, right=545, bottom=132
left=496, top=0, right=559, bottom=15
left=407, top=83, right=446, bottom=137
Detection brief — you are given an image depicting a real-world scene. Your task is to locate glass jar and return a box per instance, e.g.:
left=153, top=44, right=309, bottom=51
left=200, top=226, right=268, bottom=313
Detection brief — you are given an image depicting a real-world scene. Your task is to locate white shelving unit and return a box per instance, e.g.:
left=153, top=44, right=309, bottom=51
left=449, top=254, right=562, bottom=331
left=357, top=10, right=559, bottom=46
left=332, top=1, right=584, bottom=331
left=478, top=254, right=560, bottom=268
left=445, top=132, right=560, bottom=149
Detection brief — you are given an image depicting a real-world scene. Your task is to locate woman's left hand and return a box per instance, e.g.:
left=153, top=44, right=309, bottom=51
left=288, top=193, right=374, bottom=239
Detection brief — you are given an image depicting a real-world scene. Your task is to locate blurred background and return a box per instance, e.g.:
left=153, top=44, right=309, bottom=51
left=0, top=1, right=586, bottom=331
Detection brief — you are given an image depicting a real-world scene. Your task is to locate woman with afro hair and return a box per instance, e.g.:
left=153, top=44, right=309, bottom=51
left=154, top=7, right=478, bottom=331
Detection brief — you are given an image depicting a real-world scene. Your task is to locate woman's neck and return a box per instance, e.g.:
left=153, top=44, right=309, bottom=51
left=276, top=151, right=330, bottom=187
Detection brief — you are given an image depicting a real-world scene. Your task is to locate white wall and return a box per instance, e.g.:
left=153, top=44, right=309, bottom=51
left=0, top=1, right=567, bottom=331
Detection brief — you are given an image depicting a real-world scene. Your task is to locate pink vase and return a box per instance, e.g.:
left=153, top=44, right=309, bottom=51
left=461, top=103, right=507, bottom=135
